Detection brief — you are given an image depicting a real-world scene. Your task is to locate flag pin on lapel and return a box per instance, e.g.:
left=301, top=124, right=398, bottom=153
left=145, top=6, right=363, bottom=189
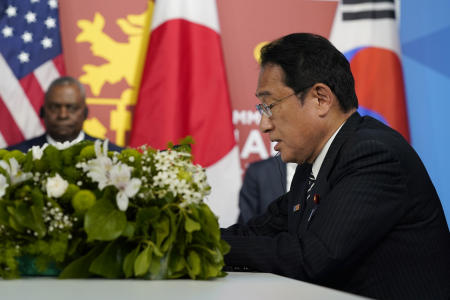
left=293, top=203, right=300, bottom=212
left=313, top=194, right=320, bottom=204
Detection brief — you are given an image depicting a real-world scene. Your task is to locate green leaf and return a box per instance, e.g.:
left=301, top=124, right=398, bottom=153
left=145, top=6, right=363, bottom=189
left=168, top=251, right=186, bottom=277
left=199, top=204, right=220, bottom=241
left=30, top=205, right=46, bottom=237
left=186, top=250, right=201, bottom=279
left=123, top=246, right=140, bottom=278
left=33, top=159, right=48, bottom=173
left=178, top=136, right=194, bottom=147
left=84, top=198, right=127, bottom=241
left=153, top=214, right=170, bottom=249
left=161, top=208, right=178, bottom=252
left=184, top=216, right=201, bottom=233
left=3, top=150, right=26, bottom=164
left=149, top=255, right=163, bottom=279
left=220, top=239, right=231, bottom=255
left=14, top=185, right=32, bottom=200
left=0, top=149, right=8, bottom=160
left=43, top=146, right=62, bottom=172
left=67, top=236, right=83, bottom=256
left=202, top=259, right=220, bottom=279
left=31, top=187, right=44, bottom=207
left=89, top=240, right=128, bottom=278
left=59, top=245, right=104, bottom=278
left=62, top=167, right=82, bottom=184
left=134, top=246, right=152, bottom=277
left=136, top=207, right=160, bottom=237
left=11, top=203, right=44, bottom=235
left=8, top=213, right=25, bottom=232
left=0, top=203, right=9, bottom=226
left=121, top=221, right=135, bottom=238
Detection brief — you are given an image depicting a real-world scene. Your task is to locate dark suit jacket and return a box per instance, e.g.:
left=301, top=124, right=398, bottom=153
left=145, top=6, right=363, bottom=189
left=238, top=156, right=286, bottom=224
left=222, top=112, right=450, bottom=300
left=6, top=133, right=123, bottom=152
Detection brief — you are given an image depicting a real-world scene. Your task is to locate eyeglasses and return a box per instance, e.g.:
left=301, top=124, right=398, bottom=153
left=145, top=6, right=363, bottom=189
left=255, top=92, right=297, bottom=117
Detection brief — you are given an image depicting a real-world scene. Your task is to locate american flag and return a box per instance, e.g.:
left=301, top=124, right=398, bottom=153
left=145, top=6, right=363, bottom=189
left=0, top=0, right=65, bottom=148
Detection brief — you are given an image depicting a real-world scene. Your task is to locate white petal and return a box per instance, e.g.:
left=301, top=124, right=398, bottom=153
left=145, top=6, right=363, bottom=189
left=116, top=192, right=129, bottom=211
left=102, top=139, right=109, bottom=156
left=9, top=158, right=19, bottom=176
left=0, top=174, right=8, bottom=198
left=94, top=139, right=102, bottom=157
left=124, top=178, right=142, bottom=198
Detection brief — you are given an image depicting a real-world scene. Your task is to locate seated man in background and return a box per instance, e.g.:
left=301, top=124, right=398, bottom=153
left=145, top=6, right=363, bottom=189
left=7, top=76, right=121, bottom=152
left=238, top=156, right=296, bottom=224
left=221, top=33, right=450, bottom=300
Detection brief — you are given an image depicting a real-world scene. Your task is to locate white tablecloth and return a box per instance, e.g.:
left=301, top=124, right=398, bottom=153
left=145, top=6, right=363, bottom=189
left=1, top=272, right=367, bottom=300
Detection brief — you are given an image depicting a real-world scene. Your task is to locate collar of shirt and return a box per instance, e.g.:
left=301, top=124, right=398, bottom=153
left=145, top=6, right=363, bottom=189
left=311, top=121, right=346, bottom=179
left=46, top=131, right=85, bottom=146
left=286, top=162, right=297, bottom=191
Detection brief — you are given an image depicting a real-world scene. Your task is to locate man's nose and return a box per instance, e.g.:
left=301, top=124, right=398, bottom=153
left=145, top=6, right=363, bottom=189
left=259, top=114, right=273, bottom=133
left=57, top=106, right=69, bottom=119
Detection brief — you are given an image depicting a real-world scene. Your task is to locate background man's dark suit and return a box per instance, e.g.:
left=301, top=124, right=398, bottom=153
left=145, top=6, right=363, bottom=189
left=222, top=113, right=450, bottom=299
left=6, top=133, right=123, bottom=152
left=238, top=156, right=286, bottom=224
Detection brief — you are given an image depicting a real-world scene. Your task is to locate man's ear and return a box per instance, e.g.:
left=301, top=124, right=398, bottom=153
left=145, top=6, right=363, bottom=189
left=310, top=83, right=333, bottom=116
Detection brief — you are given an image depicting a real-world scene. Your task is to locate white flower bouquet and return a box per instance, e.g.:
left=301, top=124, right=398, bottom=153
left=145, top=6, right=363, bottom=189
left=0, top=139, right=229, bottom=279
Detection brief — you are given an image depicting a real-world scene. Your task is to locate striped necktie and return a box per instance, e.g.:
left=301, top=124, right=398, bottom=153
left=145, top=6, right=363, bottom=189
left=306, top=172, right=316, bottom=201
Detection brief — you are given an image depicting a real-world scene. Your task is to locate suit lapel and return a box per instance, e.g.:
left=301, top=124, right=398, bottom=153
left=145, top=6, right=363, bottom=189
left=299, top=112, right=362, bottom=232
left=288, top=163, right=312, bottom=233
left=315, top=112, right=362, bottom=183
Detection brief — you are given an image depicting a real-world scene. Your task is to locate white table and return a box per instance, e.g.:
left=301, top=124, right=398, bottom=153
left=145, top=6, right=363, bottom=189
left=2, top=272, right=367, bottom=300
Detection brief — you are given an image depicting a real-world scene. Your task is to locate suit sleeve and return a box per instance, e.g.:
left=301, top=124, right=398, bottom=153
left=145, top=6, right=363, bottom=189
left=222, top=139, right=407, bottom=281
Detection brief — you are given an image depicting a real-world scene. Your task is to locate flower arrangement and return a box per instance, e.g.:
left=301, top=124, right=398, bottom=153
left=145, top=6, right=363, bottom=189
left=0, top=138, right=229, bottom=279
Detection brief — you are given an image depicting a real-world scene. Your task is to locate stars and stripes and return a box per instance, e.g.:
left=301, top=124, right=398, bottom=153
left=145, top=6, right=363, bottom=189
left=0, top=0, right=65, bottom=148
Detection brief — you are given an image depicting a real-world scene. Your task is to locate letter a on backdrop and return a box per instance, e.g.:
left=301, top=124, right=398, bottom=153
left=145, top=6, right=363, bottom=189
left=129, top=0, right=241, bottom=227
left=330, top=0, right=410, bottom=141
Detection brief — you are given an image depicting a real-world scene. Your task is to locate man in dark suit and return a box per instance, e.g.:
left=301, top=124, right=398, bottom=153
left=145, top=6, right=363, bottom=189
left=221, top=33, right=450, bottom=299
left=238, top=157, right=298, bottom=224
left=6, top=76, right=121, bottom=152
left=238, top=157, right=286, bottom=224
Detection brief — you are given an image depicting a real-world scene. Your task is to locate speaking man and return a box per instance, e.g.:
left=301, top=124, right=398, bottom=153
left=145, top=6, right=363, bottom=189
left=221, top=33, right=450, bottom=300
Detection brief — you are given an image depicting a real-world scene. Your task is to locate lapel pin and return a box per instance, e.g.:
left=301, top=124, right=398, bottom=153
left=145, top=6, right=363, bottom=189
left=293, top=203, right=300, bottom=212
left=313, top=194, right=320, bottom=204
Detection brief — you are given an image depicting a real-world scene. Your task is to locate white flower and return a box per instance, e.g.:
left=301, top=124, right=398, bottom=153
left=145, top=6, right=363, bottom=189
left=0, top=158, right=32, bottom=185
left=78, top=140, right=113, bottom=190
left=109, top=164, right=141, bottom=211
left=96, top=139, right=109, bottom=157
left=78, top=139, right=141, bottom=211
left=30, top=144, right=47, bottom=160
left=46, top=173, right=68, bottom=198
left=0, top=174, right=8, bottom=198
left=85, top=156, right=113, bottom=190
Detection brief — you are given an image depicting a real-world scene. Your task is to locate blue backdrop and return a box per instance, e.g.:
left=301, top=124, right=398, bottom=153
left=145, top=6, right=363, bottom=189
left=400, top=0, right=450, bottom=226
